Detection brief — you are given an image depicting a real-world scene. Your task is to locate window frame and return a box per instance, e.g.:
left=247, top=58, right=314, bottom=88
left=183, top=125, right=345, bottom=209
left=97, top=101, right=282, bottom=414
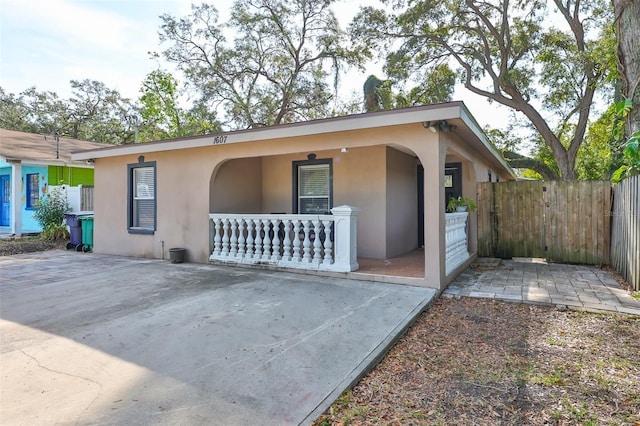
left=26, top=173, right=39, bottom=209
left=292, top=157, right=333, bottom=214
left=127, top=159, right=157, bottom=234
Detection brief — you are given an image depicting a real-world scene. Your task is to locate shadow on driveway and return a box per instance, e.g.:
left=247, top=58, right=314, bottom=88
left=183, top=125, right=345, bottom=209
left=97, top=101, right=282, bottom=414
left=0, top=251, right=436, bottom=425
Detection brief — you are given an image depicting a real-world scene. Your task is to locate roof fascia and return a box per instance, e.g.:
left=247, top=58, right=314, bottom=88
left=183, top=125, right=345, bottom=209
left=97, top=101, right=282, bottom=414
left=458, top=104, right=517, bottom=179
left=72, top=104, right=463, bottom=161
left=0, top=158, right=94, bottom=168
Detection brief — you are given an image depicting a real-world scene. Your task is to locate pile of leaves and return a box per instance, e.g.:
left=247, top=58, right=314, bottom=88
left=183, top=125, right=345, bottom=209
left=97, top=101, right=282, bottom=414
left=315, top=298, right=640, bottom=425
left=0, top=236, right=66, bottom=256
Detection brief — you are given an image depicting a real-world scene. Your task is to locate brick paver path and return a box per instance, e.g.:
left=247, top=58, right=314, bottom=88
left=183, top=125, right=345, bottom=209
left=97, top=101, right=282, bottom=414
left=444, top=259, right=640, bottom=315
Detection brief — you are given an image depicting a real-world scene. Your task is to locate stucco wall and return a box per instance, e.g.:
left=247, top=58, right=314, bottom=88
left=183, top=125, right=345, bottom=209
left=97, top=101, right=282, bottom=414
left=210, top=157, right=262, bottom=214
left=94, top=149, right=215, bottom=262
left=89, top=122, right=493, bottom=290
left=260, top=146, right=388, bottom=259
left=385, top=147, right=419, bottom=258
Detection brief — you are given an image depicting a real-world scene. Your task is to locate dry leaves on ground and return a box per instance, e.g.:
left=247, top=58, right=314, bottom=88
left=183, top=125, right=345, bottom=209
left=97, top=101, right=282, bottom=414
left=0, top=237, right=67, bottom=256
left=315, top=298, right=640, bottom=426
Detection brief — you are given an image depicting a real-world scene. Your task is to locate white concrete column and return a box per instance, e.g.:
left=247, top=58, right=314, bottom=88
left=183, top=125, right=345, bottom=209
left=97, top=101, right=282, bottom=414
left=11, top=162, right=22, bottom=236
left=330, top=205, right=360, bottom=272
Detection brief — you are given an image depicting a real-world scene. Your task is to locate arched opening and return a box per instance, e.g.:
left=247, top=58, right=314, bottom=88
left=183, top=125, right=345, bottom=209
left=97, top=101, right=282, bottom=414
left=210, top=157, right=262, bottom=214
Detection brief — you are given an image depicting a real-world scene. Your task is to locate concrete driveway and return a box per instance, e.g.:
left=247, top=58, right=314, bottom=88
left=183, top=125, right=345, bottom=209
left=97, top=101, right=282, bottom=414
left=0, top=251, right=436, bottom=425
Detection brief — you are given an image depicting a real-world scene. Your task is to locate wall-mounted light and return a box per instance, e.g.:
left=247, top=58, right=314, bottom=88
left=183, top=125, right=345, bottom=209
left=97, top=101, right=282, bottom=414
left=422, top=121, right=438, bottom=133
left=340, top=147, right=349, bottom=153
left=422, top=120, right=455, bottom=133
left=86, top=158, right=95, bottom=164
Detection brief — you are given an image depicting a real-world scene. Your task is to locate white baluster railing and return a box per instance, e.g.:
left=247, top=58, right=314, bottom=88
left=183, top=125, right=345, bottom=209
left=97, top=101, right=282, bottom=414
left=445, top=212, right=470, bottom=275
left=209, top=206, right=360, bottom=272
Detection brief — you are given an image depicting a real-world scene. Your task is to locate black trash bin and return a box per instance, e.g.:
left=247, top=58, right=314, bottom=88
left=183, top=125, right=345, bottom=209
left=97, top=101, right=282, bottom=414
left=64, top=211, right=93, bottom=250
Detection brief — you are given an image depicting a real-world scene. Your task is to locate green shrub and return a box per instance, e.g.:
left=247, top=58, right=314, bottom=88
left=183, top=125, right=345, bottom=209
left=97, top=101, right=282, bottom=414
left=32, top=186, right=71, bottom=238
left=41, top=223, right=70, bottom=240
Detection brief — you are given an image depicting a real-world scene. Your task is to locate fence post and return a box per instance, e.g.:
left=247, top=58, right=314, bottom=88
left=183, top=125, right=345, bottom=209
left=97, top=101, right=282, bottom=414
left=330, top=205, right=360, bottom=272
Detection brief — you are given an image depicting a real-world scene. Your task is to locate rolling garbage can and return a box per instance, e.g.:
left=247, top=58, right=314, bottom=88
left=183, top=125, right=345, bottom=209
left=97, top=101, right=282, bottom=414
left=79, top=215, right=94, bottom=252
left=64, top=211, right=93, bottom=251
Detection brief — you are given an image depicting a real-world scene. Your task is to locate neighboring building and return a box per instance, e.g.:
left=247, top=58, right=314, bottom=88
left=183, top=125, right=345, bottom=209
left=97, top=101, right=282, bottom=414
left=72, top=102, right=515, bottom=289
left=0, top=128, right=107, bottom=235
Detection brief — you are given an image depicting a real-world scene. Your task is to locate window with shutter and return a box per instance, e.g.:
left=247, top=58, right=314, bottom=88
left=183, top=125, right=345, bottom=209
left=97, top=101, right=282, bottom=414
left=293, top=158, right=332, bottom=214
left=128, top=160, right=156, bottom=233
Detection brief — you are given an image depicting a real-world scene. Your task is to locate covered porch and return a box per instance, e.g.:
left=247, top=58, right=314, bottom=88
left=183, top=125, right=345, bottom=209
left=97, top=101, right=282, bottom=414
left=208, top=210, right=471, bottom=285
left=206, top=136, right=479, bottom=288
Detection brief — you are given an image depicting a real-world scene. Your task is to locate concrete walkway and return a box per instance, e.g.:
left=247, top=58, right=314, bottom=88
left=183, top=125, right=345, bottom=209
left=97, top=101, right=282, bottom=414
left=444, top=258, right=640, bottom=315
left=0, top=250, right=437, bottom=425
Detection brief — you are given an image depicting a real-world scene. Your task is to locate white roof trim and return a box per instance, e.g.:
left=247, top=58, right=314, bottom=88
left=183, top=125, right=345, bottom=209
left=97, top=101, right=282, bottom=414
left=71, top=102, right=514, bottom=177
left=458, top=106, right=517, bottom=179
left=0, top=157, right=94, bottom=168
left=72, top=104, right=462, bottom=161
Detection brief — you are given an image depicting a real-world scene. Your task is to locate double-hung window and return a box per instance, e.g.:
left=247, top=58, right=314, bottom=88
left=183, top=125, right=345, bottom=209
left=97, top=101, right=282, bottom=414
left=26, top=173, right=39, bottom=209
left=128, top=160, right=156, bottom=234
left=293, top=158, right=332, bottom=214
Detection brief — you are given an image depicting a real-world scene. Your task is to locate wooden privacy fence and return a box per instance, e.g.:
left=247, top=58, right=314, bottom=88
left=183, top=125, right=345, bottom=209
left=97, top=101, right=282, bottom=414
left=610, top=175, right=640, bottom=291
left=478, top=181, right=611, bottom=265
left=80, top=186, right=94, bottom=211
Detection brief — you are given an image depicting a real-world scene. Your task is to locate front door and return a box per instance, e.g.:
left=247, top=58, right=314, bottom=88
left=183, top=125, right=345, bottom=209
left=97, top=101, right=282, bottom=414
left=0, top=175, right=10, bottom=227
left=445, top=162, right=462, bottom=210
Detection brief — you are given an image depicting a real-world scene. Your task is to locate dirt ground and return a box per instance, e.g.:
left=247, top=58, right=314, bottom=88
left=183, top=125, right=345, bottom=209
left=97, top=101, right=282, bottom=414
left=0, top=236, right=67, bottom=256
left=314, top=298, right=640, bottom=426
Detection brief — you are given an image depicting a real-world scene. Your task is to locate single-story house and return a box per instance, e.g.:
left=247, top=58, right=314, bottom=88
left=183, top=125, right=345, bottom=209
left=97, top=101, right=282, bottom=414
left=72, top=102, right=515, bottom=290
left=0, top=128, right=107, bottom=235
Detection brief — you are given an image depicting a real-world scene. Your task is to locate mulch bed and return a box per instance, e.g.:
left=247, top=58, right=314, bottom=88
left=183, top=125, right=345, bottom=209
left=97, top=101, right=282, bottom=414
left=314, top=298, right=640, bottom=425
left=0, top=236, right=67, bottom=256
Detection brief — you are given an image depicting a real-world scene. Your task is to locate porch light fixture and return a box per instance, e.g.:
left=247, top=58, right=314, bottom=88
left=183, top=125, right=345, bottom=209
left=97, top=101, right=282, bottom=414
left=341, top=147, right=348, bottom=153
left=422, top=120, right=454, bottom=133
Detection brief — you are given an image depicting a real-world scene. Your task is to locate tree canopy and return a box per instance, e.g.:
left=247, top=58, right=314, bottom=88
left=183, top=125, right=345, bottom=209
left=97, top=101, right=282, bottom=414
left=138, top=69, right=220, bottom=140
left=0, top=80, right=136, bottom=144
left=351, top=0, right=615, bottom=180
left=157, top=0, right=365, bottom=130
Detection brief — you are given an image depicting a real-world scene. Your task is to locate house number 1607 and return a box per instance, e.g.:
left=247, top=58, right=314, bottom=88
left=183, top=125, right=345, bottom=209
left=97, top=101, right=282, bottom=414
left=213, top=135, right=227, bottom=144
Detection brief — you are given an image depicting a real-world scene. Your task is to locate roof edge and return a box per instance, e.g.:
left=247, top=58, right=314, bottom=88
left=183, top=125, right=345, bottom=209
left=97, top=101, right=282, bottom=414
left=72, top=102, right=466, bottom=160
left=458, top=104, right=517, bottom=179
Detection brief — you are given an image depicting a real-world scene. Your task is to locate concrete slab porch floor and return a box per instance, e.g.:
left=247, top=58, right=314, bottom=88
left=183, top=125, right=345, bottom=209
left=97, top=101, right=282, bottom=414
left=0, top=250, right=436, bottom=426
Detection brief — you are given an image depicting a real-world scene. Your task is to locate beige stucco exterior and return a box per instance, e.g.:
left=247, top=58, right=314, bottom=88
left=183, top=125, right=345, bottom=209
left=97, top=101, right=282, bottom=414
left=76, top=103, right=515, bottom=289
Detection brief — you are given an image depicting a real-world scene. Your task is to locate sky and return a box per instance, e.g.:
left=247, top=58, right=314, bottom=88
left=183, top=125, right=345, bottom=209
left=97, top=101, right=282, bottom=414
left=0, top=0, right=510, bottom=129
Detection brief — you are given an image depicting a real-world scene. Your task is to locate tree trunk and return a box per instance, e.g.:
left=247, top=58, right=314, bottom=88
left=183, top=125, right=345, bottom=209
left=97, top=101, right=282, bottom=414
left=556, top=150, right=577, bottom=181
left=615, top=0, right=640, bottom=135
